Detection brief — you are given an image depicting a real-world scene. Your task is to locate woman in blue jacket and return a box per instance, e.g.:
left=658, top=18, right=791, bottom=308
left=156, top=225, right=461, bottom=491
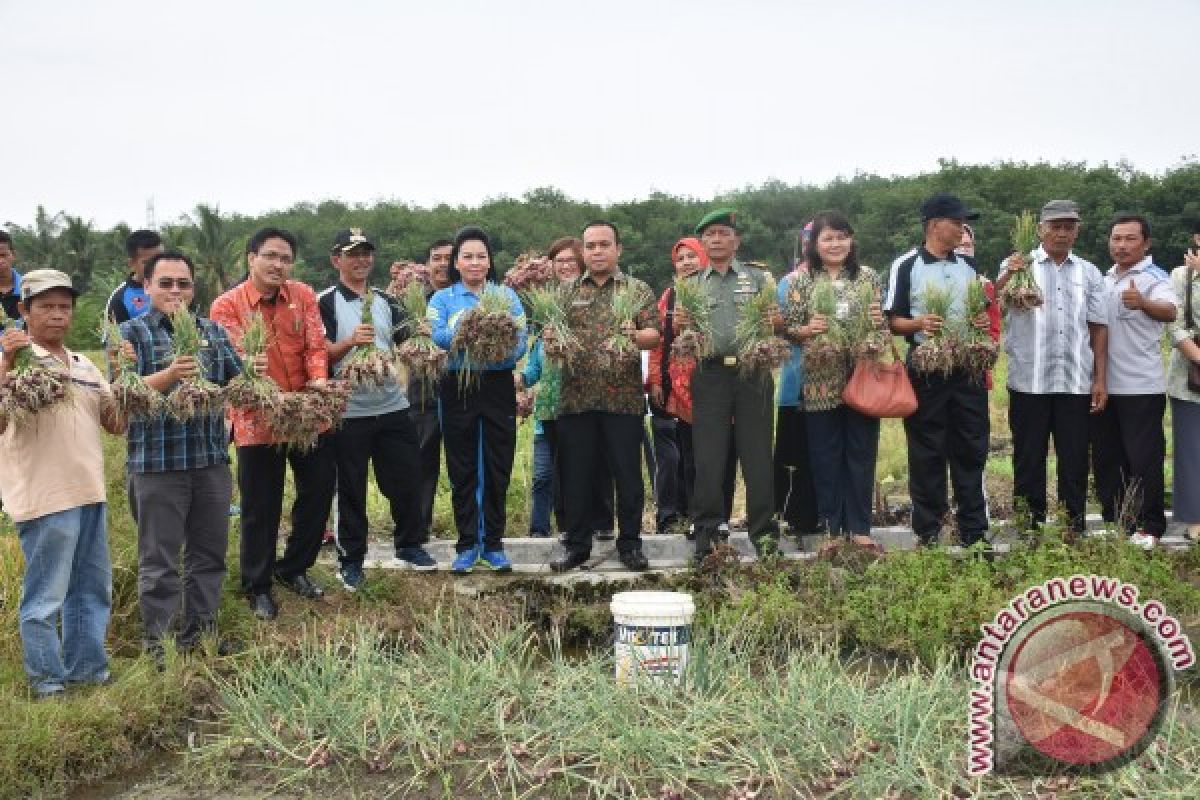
left=429, top=226, right=527, bottom=573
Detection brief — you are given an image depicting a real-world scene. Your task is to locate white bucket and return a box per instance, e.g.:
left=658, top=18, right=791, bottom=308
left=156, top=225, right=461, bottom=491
left=610, top=591, right=695, bottom=684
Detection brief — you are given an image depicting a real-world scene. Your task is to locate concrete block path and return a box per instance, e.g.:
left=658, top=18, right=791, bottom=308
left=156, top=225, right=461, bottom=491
left=320, top=514, right=1191, bottom=578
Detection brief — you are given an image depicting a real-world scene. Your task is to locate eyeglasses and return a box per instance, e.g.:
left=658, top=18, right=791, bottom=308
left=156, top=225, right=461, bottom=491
left=156, top=278, right=194, bottom=290
left=256, top=251, right=295, bottom=265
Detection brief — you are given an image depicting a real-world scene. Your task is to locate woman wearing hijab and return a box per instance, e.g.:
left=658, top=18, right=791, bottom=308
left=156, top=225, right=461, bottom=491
left=647, top=237, right=736, bottom=536
left=429, top=226, right=527, bottom=573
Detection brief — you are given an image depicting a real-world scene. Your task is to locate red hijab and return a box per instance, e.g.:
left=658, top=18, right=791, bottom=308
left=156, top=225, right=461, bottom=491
left=671, top=237, right=710, bottom=271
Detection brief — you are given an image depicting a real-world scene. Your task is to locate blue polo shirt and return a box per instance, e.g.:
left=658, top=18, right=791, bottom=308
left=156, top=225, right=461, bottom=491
left=428, top=281, right=527, bottom=371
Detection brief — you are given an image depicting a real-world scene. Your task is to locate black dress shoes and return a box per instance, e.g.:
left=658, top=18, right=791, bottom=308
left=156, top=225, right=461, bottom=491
left=550, top=550, right=590, bottom=573
left=275, top=571, right=324, bottom=599
left=250, top=592, right=278, bottom=620
left=619, top=549, right=649, bottom=571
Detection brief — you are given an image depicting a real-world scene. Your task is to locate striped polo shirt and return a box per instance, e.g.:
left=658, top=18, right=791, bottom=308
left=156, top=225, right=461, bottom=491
left=1001, top=247, right=1106, bottom=395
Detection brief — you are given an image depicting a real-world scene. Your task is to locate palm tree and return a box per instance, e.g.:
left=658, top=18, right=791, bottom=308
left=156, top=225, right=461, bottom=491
left=185, top=204, right=241, bottom=308
left=6, top=206, right=64, bottom=268
left=60, top=215, right=97, bottom=292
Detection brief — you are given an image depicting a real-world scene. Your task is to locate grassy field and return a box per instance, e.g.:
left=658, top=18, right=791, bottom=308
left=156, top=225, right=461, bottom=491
left=0, top=351, right=1192, bottom=798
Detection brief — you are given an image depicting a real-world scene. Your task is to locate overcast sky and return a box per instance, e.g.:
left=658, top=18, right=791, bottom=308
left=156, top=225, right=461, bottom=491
left=3, top=0, right=1196, bottom=230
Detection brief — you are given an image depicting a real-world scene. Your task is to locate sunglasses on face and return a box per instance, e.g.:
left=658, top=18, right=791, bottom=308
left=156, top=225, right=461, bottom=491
left=156, top=278, right=194, bottom=290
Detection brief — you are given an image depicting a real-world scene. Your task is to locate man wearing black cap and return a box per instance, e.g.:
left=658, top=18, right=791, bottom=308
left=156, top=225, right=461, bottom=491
left=689, top=208, right=780, bottom=562
left=884, top=193, right=992, bottom=546
left=995, top=200, right=1108, bottom=535
left=319, top=229, right=429, bottom=590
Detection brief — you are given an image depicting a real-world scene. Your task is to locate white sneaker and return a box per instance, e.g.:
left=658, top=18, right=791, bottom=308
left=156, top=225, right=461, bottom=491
left=1128, top=532, right=1158, bottom=551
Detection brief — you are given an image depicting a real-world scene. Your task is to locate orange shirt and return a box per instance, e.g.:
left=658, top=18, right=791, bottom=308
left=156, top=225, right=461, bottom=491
left=210, top=279, right=328, bottom=446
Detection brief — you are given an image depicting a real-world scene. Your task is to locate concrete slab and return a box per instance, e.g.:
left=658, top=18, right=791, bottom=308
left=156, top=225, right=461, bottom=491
left=317, top=510, right=1191, bottom=575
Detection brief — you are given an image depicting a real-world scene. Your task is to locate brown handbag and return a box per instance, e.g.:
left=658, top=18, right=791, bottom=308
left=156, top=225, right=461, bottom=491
left=1186, top=271, right=1200, bottom=394
left=841, top=338, right=918, bottom=418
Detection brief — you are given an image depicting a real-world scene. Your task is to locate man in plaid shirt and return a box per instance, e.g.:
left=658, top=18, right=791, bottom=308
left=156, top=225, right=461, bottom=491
left=120, top=251, right=243, bottom=656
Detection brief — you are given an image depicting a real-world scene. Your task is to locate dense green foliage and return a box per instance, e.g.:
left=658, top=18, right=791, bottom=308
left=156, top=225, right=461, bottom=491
left=8, top=160, right=1200, bottom=350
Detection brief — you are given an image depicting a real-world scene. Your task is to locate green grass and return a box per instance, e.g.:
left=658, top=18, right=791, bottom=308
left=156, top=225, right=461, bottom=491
left=191, top=612, right=1200, bottom=799
left=0, top=351, right=1194, bottom=798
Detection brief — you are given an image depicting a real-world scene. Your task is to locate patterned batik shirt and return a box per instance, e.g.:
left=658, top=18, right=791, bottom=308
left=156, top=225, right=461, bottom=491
left=785, top=268, right=882, bottom=412
left=209, top=279, right=328, bottom=447
left=558, top=271, right=659, bottom=416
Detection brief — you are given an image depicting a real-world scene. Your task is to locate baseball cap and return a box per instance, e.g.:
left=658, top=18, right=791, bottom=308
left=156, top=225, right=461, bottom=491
left=920, top=193, right=980, bottom=223
left=20, top=269, right=79, bottom=302
left=330, top=228, right=376, bottom=254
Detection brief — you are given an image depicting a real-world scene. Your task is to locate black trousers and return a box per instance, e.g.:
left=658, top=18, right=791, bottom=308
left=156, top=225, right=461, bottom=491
left=333, top=409, right=421, bottom=566
left=410, top=401, right=441, bottom=543
left=1008, top=390, right=1091, bottom=531
left=651, top=416, right=684, bottom=530
left=236, top=436, right=336, bottom=594
left=773, top=406, right=819, bottom=534
left=557, top=411, right=644, bottom=556
left=676, top=420, right=737, bottom=523
left=805, top=405, right=880, bottom=536
left=903, top=369, right=990, bottom=545
left=543, top=419, right=614, bottom=532
left=691, top=365, right=776, bottom=553
left=1091, top=393, right=1167, bottom=536
left=439, top=370, right=517, bottom=553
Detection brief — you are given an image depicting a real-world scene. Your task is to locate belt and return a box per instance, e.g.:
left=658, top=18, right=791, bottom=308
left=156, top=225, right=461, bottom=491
left=701, top=355, right=739, bottom=368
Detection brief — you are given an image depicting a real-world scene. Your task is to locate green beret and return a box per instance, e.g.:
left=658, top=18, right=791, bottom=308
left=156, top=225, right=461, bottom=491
left=695, top=207, right=739, bottom=235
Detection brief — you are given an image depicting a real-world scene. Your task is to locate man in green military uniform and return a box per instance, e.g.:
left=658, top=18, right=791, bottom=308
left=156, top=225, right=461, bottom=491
left=688, top=209, right=779, bottom=562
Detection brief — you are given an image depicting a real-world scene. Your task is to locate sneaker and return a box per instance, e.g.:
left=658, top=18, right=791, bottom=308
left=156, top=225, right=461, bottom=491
left=478, top=550, right=513, bottom=572
left=594, top=529, right=615, bottom=541
left=1129, top=532, right=1158, bottom=551
left=717, top=522, right=730, bottom=541
left=528, top=529, right=552, bottom=538
left=338, top=563, right=365, bottom=592
left=392, top=546, right=438, bottom=571
left=451, top=548, right=478, bottom=574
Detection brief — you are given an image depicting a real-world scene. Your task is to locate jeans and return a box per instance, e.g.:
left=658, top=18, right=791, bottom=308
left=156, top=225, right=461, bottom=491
left=530, top=432, right=554, bottom=535
left=18, top=502, right=111, bottom=695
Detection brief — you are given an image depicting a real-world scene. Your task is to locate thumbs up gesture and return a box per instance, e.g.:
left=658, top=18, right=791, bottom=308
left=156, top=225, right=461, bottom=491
left=1121, top=280, right=1143, bottom=311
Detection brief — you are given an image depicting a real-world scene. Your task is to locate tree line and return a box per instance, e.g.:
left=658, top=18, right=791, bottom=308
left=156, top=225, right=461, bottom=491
left=7, top=158, right=1199, bottom=350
